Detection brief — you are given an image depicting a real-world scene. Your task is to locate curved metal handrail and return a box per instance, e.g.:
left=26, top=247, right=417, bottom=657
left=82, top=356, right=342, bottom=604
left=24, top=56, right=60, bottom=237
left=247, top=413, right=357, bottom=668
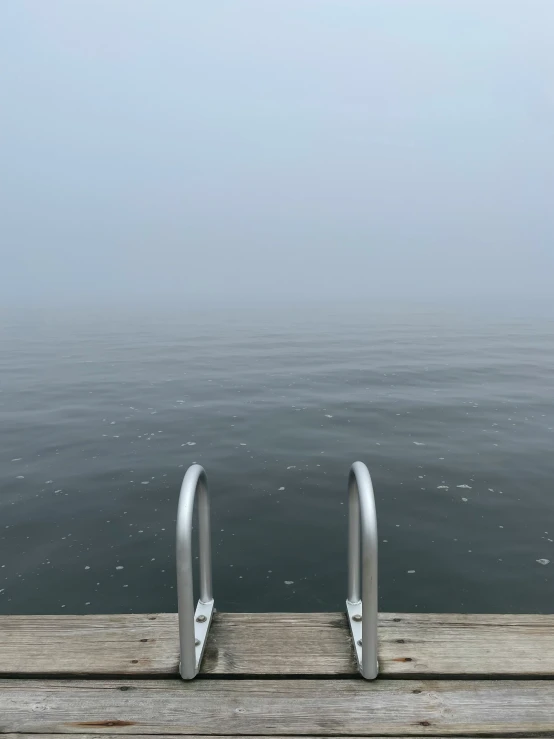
left=346, top=461, right=378, bottom=679
left=176, top=464, right=214, bottom=679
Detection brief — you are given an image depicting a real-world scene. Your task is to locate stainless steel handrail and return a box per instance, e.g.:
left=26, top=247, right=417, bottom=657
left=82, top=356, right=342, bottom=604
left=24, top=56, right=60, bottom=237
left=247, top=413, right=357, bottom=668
left=346, top=461, right=378, bottom=679
left=176, top=464, right=214, bottom=679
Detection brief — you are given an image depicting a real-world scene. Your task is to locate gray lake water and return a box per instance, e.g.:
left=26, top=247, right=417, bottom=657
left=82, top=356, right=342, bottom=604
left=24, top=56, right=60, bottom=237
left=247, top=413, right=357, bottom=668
left=1, top=304, right=553, bottom=614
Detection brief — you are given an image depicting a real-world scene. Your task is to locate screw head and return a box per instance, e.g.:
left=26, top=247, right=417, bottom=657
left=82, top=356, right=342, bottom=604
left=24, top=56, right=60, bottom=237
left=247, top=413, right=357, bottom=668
left=196, top=615, right=207, bottom=623
left=352, top=614, right=362, bottom=622
left=357, top=639, right=363, bottom=646
left=195, top=638, right=201, bottom=646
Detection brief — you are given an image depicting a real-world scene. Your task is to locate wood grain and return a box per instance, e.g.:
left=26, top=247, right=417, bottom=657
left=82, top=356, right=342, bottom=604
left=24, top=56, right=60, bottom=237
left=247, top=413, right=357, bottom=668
left=379, top=612, right=554, bottom=676
left=0, top=612, right=553, bottom=676
left=1, top=736, right=542, bottom=739
left=0, top=679, right=553, bottom=735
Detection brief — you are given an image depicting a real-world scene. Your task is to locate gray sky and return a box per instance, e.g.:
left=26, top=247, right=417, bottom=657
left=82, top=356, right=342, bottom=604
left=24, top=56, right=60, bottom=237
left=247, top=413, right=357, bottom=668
left=2, top=0, right=553, bottom=306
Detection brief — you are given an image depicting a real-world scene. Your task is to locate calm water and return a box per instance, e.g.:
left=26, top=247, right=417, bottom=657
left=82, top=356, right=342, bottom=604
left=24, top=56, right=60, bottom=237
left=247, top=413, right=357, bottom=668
left=1, top=304, right=553, bottom=615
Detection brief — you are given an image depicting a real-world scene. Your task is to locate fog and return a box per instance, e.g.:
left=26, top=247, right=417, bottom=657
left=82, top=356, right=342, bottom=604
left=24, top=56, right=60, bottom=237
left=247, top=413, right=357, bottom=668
left=2, top=1, right=553, bottom=307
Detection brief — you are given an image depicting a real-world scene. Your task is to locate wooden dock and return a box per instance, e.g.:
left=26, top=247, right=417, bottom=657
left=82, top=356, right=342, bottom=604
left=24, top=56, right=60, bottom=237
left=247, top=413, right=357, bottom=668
left=1, top=611, right=553, bottom=737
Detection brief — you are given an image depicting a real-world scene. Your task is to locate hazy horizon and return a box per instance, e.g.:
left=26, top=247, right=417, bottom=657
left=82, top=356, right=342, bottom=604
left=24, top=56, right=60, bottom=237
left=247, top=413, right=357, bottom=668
left=2, top=1, right=554, bottom=308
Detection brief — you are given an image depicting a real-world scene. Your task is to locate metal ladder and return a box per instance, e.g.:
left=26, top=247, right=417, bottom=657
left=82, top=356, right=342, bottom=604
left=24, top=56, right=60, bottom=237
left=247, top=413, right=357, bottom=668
left=176, top=461, right=378, bottom=680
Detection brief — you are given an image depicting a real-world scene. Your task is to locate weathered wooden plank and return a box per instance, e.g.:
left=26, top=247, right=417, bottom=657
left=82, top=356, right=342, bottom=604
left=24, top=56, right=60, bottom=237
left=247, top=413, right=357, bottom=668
left=0, top=679, right=553, bottom=735
left=0, top=612, right=553, bottom=676
left=1, top=736, right=540, bottom=739
left=379, top=612, right=554, bottom=676
left=0, top=614, right=176, bottom=676
left=204, top=612, right=354, bottom=675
